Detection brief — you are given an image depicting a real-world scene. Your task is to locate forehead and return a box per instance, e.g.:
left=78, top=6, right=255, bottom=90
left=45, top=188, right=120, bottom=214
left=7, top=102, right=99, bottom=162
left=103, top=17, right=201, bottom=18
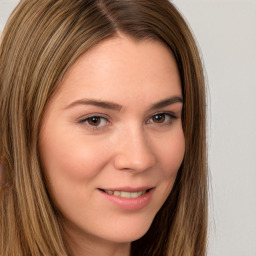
left=51, top=35, right=182, bottom=108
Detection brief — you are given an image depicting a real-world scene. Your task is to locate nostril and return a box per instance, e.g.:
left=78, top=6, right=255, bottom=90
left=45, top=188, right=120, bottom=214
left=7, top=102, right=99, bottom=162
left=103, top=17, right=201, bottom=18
left=113, top=133, right=157, bottom=172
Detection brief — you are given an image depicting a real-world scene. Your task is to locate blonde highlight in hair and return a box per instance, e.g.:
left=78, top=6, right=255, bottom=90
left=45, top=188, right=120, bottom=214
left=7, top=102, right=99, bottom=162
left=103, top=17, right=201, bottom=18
left=0, top=1, right=207, bottom=255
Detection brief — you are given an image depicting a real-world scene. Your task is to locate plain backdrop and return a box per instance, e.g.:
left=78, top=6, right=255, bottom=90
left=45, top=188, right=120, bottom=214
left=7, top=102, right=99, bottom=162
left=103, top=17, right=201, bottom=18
left=1, top=0, right=256, bottom=255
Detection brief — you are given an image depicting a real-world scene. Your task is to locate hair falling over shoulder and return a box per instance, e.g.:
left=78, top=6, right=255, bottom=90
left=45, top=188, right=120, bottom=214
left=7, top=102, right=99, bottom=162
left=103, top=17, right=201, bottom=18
left=0, top=0, right=208, bottom=255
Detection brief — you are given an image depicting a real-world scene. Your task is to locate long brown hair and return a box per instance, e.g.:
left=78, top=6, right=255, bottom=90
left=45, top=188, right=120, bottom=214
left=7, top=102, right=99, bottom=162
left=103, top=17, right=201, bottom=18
left=0, top=0, right=207, bottom=255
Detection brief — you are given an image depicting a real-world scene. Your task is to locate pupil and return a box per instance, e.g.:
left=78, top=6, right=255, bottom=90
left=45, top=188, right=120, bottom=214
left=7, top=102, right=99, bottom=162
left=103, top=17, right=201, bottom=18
left=154, top=114, right=165, bottom=123
left=89, top=117, right=100, bottom=125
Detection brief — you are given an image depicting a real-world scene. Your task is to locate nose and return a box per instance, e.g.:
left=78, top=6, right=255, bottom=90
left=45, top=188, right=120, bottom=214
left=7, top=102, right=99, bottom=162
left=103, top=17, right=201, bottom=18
left=113, top=128, right=156, bottom=172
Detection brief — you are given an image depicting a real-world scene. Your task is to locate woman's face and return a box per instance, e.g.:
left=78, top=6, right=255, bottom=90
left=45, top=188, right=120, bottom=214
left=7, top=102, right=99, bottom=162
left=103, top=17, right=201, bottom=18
left=39, top=35, right=185, bottom=248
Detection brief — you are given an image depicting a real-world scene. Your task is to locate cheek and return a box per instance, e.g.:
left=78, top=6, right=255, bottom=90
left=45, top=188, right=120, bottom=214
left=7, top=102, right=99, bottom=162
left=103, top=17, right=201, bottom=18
left=39, top=132, right=112, bottom=216
left=159, top=128, right=185, bottom=179
left=149, top=127, right=185, bottom=205
left=40, top=132, right=108, bottom=179
left=39, top=128, right=113, bottom=209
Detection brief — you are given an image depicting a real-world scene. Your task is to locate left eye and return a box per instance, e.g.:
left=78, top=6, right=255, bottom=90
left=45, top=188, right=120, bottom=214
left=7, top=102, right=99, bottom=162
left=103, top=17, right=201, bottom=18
left=84, top=116, right=108, bottom=127
left=148, top=113, right=174, bottom=124
left=151, top=113, right=166, bottom=123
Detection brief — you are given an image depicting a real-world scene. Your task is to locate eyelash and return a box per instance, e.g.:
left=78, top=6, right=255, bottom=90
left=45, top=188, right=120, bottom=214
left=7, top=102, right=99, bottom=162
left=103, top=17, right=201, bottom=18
left=79, top=112, right=177, bottom=131
left=79, top=114, right=110, bottom=130
left=146, top=112, right=177, bottom=125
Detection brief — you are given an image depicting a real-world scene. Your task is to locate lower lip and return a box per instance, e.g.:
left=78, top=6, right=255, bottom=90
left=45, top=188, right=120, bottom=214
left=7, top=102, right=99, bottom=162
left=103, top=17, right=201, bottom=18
left=98, top=189, right=154, bottom=211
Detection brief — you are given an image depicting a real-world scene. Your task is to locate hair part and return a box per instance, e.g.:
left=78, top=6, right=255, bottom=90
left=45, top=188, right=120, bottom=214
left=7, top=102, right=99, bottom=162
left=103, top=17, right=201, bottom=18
left=0, top=0, right=207, bottom=255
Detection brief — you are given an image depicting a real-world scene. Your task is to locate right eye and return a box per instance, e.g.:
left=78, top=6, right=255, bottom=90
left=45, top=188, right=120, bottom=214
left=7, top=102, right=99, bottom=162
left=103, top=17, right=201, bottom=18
left=80, top=115, right=109, bottom=130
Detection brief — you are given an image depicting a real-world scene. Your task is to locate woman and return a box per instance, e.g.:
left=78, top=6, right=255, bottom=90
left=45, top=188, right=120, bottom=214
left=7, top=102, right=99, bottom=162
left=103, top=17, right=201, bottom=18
left=0, top=0, right=207, bottom=255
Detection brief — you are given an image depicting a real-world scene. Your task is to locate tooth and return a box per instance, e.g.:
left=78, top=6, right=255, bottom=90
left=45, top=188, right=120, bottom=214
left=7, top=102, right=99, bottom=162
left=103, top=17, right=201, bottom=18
left=106, top=190, right=147, bottom=198
left=114, top=191, right=121, bottom=196
left=120, top=191, right=131, bottom=198
left=130, top=192, right=137, bottom=198
left=139, top=191, right=145, bottom=196
left=131, top=192, right=142, bottom=198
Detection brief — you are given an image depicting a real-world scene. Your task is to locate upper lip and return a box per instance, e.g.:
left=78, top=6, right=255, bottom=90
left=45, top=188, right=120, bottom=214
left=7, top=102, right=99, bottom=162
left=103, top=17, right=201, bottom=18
left=98, top=186, right=154, bottom=192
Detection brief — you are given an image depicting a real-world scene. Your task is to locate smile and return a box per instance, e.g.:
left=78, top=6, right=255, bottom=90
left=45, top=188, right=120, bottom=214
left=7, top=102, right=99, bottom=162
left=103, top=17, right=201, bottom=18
left=103, top=190, right=147, bottom=198
left=98, top=187, right=152, bottom=198
left=98, top=187, right=154, bottom=210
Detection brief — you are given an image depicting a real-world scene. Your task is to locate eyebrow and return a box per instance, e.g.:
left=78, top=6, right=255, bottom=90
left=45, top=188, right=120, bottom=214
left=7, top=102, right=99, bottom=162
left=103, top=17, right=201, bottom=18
left=64, top=96, right=183, bottom=111
left=149, top=96, right=183, bottom=111
left=65, top=99, right=122, bottom=111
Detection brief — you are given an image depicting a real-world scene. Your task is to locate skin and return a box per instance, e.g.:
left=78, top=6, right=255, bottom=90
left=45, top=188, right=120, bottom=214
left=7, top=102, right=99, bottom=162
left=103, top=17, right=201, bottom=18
left=39, top=34, right=185, bottom=256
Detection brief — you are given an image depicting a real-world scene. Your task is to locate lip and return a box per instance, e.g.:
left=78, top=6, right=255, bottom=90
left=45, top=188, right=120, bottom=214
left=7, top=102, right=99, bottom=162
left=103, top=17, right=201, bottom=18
left=99, top=186, right=152, bottom=192
left=98, top=186, right=154, bottom=211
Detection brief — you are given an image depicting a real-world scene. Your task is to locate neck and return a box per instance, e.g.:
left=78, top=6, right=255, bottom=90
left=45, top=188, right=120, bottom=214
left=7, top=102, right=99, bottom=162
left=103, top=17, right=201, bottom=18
left=70, top=239, right=131, bottom=256
left=63, top=222, right=131, bottom=256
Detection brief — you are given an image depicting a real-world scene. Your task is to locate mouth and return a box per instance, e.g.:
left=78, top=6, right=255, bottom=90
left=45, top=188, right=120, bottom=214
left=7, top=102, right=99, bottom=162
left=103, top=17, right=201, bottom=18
left=97, top=187, right=154, bottom=210
left=98, top=188, right=152, bottom=199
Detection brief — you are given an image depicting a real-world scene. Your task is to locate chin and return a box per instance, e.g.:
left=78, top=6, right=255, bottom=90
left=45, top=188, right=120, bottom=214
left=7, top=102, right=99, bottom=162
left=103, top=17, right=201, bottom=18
left=99, top=214, right=154, bottom=244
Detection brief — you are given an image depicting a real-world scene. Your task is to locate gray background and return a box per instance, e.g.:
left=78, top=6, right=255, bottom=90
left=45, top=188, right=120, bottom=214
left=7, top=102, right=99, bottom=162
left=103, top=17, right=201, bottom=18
left=1, top=0, right=256, bottom=255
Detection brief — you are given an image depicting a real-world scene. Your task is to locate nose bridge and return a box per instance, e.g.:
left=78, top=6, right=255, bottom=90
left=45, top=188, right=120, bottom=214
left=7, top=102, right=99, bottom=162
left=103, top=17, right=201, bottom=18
left=114, top=124, right=156, bottom=172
